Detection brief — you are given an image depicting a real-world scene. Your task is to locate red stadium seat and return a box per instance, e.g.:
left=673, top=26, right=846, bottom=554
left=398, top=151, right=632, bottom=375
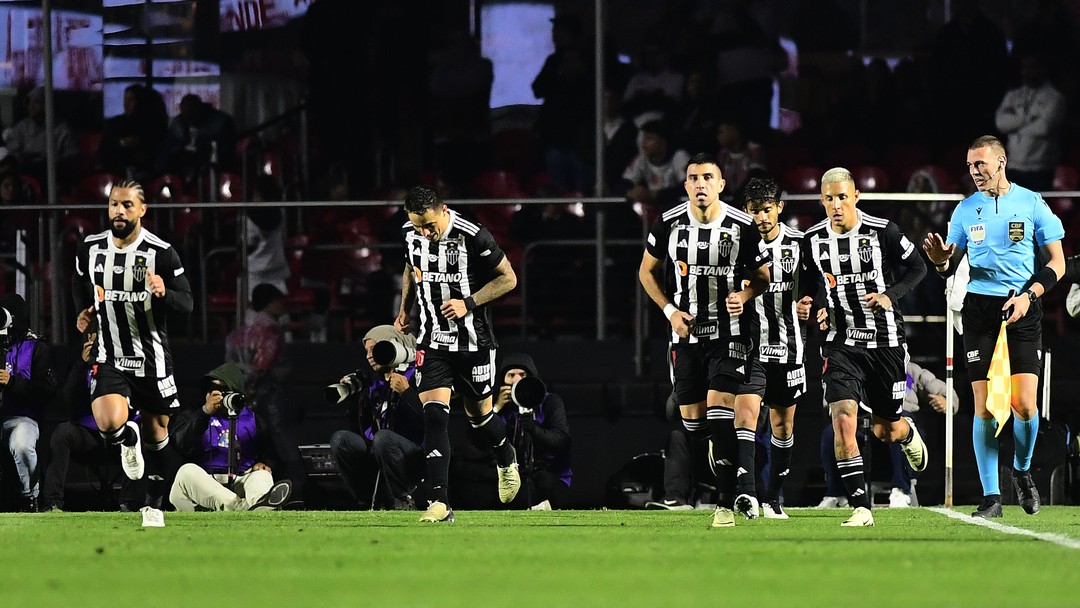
left=1053, top=165, right=1078, bottom=191
left=145, top=173, right=187, bottom=204
left=69, top=172, right=121, bottom=204
left=905, top=165, right=960, bottom=194
left=782, top=166, right=824, bottom=194
left=851, top=165, right=890, bottom=192
left=470, top=170, right=526, bottom=199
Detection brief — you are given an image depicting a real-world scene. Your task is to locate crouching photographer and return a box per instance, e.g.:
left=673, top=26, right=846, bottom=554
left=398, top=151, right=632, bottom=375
left=168, top=363, right=292, bottom=511
left=328, top=325, right=424, bottom=510
left=452, top=353, right=571, bottom=510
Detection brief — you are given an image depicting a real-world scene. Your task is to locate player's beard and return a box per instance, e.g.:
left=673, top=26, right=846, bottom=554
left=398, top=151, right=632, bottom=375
left=111, top=219, right=136, bottom=239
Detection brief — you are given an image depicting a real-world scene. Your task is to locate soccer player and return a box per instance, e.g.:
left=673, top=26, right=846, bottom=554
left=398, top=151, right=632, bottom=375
left=395, top=185, right=520, bottom=523
left=72, top=179, right=192, bottom=526
left=923, top=135, right=1065, bottom=518
left=803, top=167, right=928, bottom=527
left=742, top=177, right=813, bottom=519
left=639, top=152, right=771, bottom=527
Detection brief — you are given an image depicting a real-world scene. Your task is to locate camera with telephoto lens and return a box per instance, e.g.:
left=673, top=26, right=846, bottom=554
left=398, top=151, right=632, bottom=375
left=220, top=391, right=246, bottom=416
left=371, top=339, right=416, bottom=369
left=0, top=306, right=12, bottom=349
left=324, top=368, right=374, bottom=405
left=511, top=376, right=547, bottom=412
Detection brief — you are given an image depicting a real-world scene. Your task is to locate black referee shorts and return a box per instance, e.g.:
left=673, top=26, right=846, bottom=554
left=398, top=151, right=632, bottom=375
left=962, top=292, right=1042, bottom=380
left=90, top=362, right=181, bottom=416
left=414, top=347, right=496, bottom=401
left=671, top=338, right=754, bottom=405
left=821, top=344, right=907, bottom=422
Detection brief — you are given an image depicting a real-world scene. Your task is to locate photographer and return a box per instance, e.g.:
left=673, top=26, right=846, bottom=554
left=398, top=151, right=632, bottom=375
left=168, top=363, right=292, bottom=511
left=452, top=354, right=571, bottom=510
left=328, top=325, right=424, bottom=510
left=1, top=294, right=57, bottom=512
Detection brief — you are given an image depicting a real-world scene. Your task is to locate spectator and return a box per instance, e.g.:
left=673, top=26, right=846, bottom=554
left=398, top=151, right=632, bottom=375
left=4, top=87, right=79, bottom=190
left=428, top=28, right=493, bottom=192
left=328, top=325, right=424, bottom=510
left=620, top=120, right=690, bottom=208
left=0, top=293, right=58, bottom=512
left=622, top=39, right=684, bottom=123
left=994, top=54, right=1066, bottom=192
left=168, top=363, right=292, bottom=511
left=244, top=176, right=289, bottom=298
left=98, top=84, right=168, bottom=181
left=602, top=86, right=640, bottom=195
left=715, top=119, right=765, bottom=202
left=157, top=94, right=237, bottom=186
left=671, top=70, right=717, bottom=156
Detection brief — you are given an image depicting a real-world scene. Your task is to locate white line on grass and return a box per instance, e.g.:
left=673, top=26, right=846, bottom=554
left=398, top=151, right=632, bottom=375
left=927, top=507, right=1080, bottom=550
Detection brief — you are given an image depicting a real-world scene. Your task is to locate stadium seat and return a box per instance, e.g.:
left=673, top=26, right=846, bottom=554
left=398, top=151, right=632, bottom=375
left=1053, top=165, right=1078, bottom=191
left=825, top=143, right=873, bottom=168
left=144, top=173, right=187, bottom=204
left=783, top=166, right=824, bottom=194
left=905, top=165, right=960, bottom=194
left=69, top=172, right=120, bottom=204
left=18, top=174, right=42, bottom=202
left=470, top=170, right=526, bottom=199
left=851, top=165, right=890, bottom=192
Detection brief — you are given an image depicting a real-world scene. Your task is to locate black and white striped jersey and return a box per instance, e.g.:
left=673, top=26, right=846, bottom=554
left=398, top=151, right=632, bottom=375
left=802, top=212, right=919, bottom=349
left=646, top=202, right=770, bottom=345
left=402, top=209, right=506, bottom=352
left=751, top=224, right=806, bottom=364
left=73, top=229, right=191, bottom=379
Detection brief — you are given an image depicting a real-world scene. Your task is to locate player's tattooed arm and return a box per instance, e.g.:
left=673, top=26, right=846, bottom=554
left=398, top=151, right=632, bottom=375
left=396, top=264, right=416, bottom=333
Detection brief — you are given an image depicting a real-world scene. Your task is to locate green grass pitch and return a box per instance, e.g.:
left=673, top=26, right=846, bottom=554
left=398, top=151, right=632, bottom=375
left=2, top=507, right=1078, bottom=608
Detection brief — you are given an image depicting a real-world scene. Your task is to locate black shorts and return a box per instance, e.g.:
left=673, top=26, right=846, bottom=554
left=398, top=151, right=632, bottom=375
left=671, top=338, right=754, bottom=405
left=90, top=362, right=181, bottom=416
left=962, top=292, right=1043, bottom=379
left=414, top=347, right=496, bottom=401
left=737, top=362, right=806, bottom=406
left=821, top=344, right=907, bottom=422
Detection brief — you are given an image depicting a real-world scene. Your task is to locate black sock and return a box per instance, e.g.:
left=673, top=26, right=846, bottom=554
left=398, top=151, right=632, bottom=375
left=836, top=455, right=870, bottom=510
left=468, top=410, right=515, bottom=467
left=735, top=427, right=757, bottom=496
left=423, top=401, right=451, bottom=504
left=144, top=435, right=181, bottom=509
left=706, top=406, right=737, bottom=504
left=101, top=423, right=137, bottom=447
left=768, top=433, right=794, bottom=504
left=899, top=424, right=914, bottom=446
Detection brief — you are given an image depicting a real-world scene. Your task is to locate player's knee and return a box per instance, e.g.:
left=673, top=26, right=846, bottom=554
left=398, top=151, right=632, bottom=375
left=424, top=401, right=450, bottom=430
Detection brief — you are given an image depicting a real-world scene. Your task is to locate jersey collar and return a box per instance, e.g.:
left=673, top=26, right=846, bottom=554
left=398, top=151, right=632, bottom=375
left=824, top=210, right=862, bottom=237
left=109, top=227, right=146, bottom=252
left=685, top=201, right=728, bottom=228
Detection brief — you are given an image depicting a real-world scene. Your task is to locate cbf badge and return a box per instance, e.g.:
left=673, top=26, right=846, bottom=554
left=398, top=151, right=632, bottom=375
left=718, top=232, right=733, bottom=258
left=778, top=247, right=797, bottom=274
left=1008, top=221, right=1025, bottom=243
left=132, top=255, right=148, bottom=282
left=857, top=237, right=873, bottom=263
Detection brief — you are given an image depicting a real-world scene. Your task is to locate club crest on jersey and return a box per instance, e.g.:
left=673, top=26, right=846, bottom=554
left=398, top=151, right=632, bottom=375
left=718, top=232, right=733, bottom=258
left=444, top=241, right=460, bottom=265
left=857, top=237, right=873, bottom=263
left=1008, top=221, right=1025, bottom=243
left=132, top=255, right=148, bottom=282
left=778, top=247, right=796, bottom=274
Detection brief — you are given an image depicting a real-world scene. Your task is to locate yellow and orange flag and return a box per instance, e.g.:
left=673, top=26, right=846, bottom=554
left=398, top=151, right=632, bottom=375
left=985, top=320, right=1012, bottom=437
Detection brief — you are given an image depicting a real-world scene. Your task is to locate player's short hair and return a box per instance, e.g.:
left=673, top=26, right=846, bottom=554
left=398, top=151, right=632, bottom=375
left=968, top=135, right=1006, bottom=156
left=685, top=152, right=720, bottom=172
left=111, top=179, right=145, bottom=204
left=403, top=185, right=443, bottom=215
left=821, top=167, right=854, bottom=186
left=743, top=177, right=782, bottom=208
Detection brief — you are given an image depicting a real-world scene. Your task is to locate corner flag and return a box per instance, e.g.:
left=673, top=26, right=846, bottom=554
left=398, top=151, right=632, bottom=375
left=986, top=320, right=1012, bottom=437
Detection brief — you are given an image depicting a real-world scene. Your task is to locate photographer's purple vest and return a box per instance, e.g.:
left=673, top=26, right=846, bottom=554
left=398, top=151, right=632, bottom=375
left=509, top=400, right=572, bottom=487
left=3, top=339, right=40, bottom=420
left=203, top=409, right=257, bottom=473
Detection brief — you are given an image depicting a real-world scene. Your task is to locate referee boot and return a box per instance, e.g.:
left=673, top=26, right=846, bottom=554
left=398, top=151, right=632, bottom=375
left=840, top=506, right=874, bottom=527
left=120, top=421, right=145, bottom=480
left=419, top=500, right=455, bottom=523
left=899, top=419, right=928, bottom=472
left=1012, top=471, right=1041, bottom=515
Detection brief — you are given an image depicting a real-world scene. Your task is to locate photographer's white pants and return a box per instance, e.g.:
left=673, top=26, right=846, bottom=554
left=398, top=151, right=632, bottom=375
left=169, top=463, right=274, bottom=511
left=1, top=416, right=39, bottom=498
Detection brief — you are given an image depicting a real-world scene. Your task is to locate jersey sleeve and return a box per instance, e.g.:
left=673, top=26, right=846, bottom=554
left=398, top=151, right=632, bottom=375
left=882, top=221, right=927, bottom=303
left=71, top=240, right=94, bottom=311
left=738, top=223, right=770, bottom=270
left=158, top=246, right=194, bottom=313
left=472, top=227, right=506, bottom=274
left=945, top=203, right=967, bottom=250
left=1032, top=193, right=1065, bottom=246
left=645, top=217, right=669, bottom=260
left=883, top=221, right=918, bottom=264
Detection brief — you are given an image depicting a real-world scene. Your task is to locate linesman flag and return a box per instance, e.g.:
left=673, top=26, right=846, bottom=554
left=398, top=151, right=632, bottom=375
left=986, top=319, right=1012, bottom=437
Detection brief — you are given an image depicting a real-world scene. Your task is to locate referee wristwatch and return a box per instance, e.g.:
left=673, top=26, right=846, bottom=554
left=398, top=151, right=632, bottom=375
left=1025, top=289, right=1038, bottom=303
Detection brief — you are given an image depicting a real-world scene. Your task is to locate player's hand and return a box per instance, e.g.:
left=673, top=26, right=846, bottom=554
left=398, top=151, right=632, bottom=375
left=725, top=292, right=745, bottom=316
left=76, top=306, right=95, bottom=333
left=493, top=385, right=513, bottom=413
left=0, top=370, right=9, bottom=385
left=816, top=308, right=829, bottom=331
left=245, top=463, right=272, bottom=474
left=922, top=233, right=955, bottom=266
left=146, top=268, right=166, bottom=298
left=394, top=310, right=411, bottom=334
left=388, top=372, right=409, bottom=394
left=1002, top=293, right=1030, bottom=324
left=440, top=299, right=469, bottom=320
left=928, top=393, right=948, bottom=414
left=796, top=296, right=813, bottom=321
left=863, top=293, right=892, bottom=313
left=668, top=309, right=694, bottom=339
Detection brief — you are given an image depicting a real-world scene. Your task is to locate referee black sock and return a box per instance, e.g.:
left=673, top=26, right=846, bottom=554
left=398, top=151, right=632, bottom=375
left=706, top=406, right=737, bottom=503
left=836, top=455, right=871, bottom=510
left=101, top=423, right=137, bottom=447
left=423, top=401, right=451, bottom=504
left=767, top=433, right=794, bottom=504
left=468, top=410, right=515, bottom=467
left=735, top=427, right=757, bottom=497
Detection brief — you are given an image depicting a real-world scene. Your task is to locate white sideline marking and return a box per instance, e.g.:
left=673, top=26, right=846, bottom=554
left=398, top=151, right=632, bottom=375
left=927, top=507, right=1080, bottom=550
